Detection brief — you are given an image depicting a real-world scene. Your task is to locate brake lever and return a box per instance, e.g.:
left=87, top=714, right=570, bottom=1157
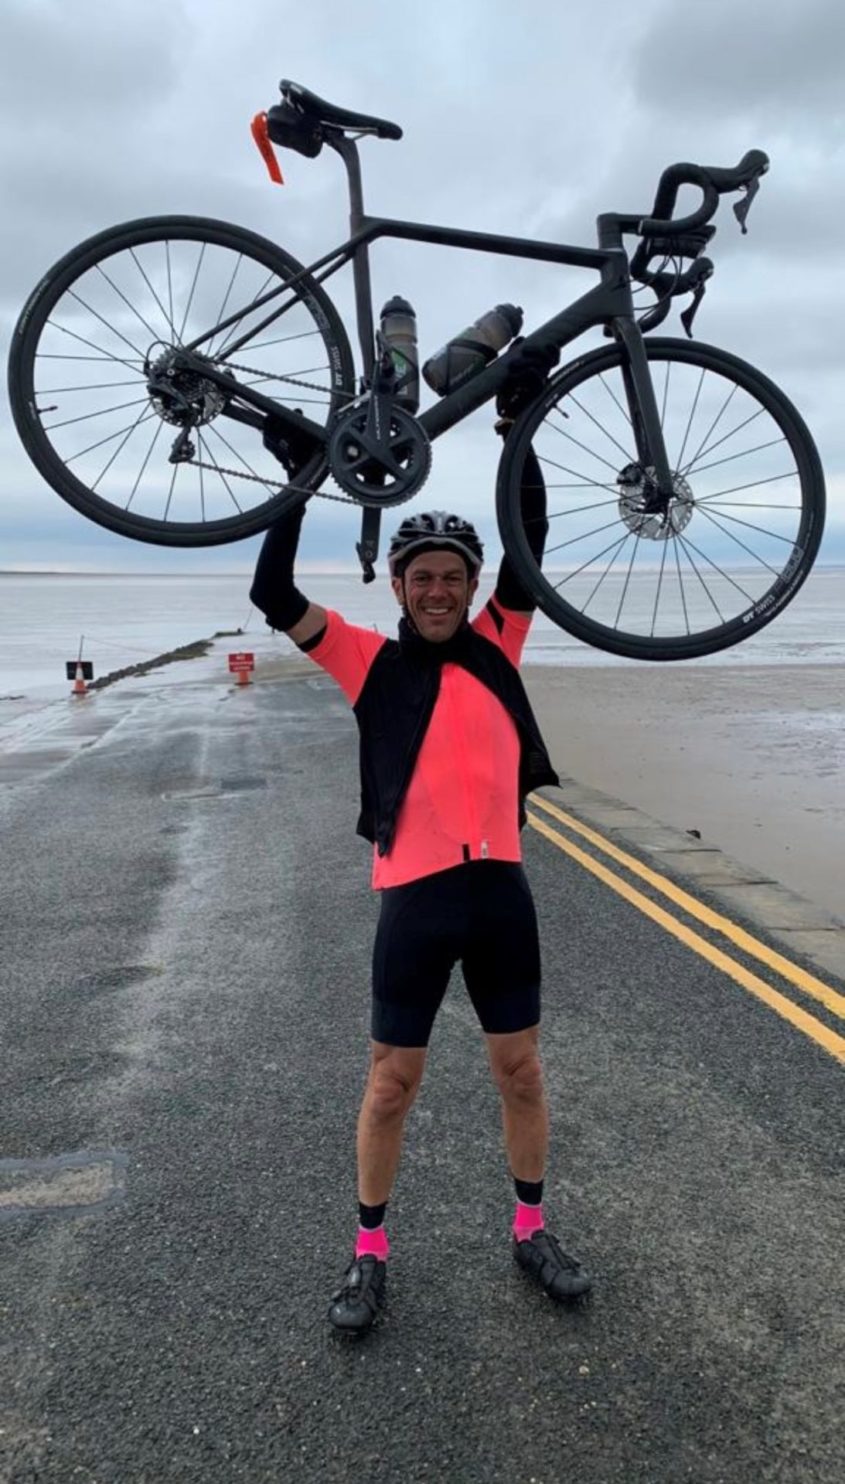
left=734, top=173, right=761, bottom=234
left=679, top=259, right=714, bottom=338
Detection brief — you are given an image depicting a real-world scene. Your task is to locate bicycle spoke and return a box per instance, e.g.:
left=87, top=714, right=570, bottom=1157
left=615, top=531, right=643, bottom=627
left=694, top=503, right=792, bottom=562
left=40, top=379, right=143, bottom=393
left=207, top=254, right=245, bottom=359
left=66, top=289, right=147, bottom=361
left=675, top=532, right=756, bottom=601
left=91, top=404, right=156, bottom=492
left=130, top=246, right=180, bottom=344
left=694, top=470, right=798, bottom=502
left=557, top=530, right=631, bottom=595
left=95, top=262, right=161, bottom=344
left=671, top=537, right=692, bottom=635
left=205, top=422, right=281, bottom=498
left=683, top=380, right=739, bottom=473
left=126, top=419, right=166, bottom=511
left=165, top=242, right=175, bottom=340
left=599, top=372, right=633, bottom=428
left=44, top=396, right=150, bottom=432
left=660, top=359, right=671, bottom=430
left=675, top=365, right=706, bottom=470
left=212, top=266, right=280, bottom=358
left=177, top=241, right=206, bottom=343
left=649, top=537, right=671, bottom=636
left=686, top=434, right=785, bottom=477
left=545, top=513, right=629, bottom=558
left=44, top=319, right=144, bottom=376
left=63, top=409, right=158, bottom=465
left=545, top=410, right=625, bottom=475
left=163, top=460, right=179, bottom=522
left=564, top=391, right=635, bottom=464
left=538, top=453, right=619, bottom=493
left=196, top=432, right=244, bottom=514
left=682, top=407, right=767, bottom=474
left=241, top=328, right=322, bottom=353
left=37, top=353, right=147, bottom=364
left=674, top=536, right=728, bottom=623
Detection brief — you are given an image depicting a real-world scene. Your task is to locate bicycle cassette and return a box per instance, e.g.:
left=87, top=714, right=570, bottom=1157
left=327, top=403, right=431, bottom=506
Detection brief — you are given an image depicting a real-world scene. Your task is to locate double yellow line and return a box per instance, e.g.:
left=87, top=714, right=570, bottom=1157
left=527, top=795, right=845, bottom=1065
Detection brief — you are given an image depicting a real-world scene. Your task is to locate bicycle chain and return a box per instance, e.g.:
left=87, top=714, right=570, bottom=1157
left=187, top=354, right=362, bottom=503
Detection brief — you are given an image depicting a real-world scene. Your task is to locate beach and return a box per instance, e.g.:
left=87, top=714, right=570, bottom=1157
left=1, top=568, right=843, bottom=925
left=522, top=662, right=845, bottom=925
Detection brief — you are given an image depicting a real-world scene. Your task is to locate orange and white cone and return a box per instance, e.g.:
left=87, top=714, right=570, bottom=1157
left=71, top=663, right=87, bottom=698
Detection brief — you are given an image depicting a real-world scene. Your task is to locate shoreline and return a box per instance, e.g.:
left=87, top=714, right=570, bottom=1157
left=2, top=636, right=843, bottom=926
left=521, top=662, right=845, bottom=926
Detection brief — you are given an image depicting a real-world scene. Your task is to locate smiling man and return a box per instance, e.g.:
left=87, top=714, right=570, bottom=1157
left=249, top=359, right=592, bottom=1337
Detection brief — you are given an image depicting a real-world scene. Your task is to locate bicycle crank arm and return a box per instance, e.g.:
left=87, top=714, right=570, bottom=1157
left=356, top=505, right=381, bottom=583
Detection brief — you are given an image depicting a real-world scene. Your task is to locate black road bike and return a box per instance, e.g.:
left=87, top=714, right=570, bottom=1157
left=8, top=80, right=825, bottom=660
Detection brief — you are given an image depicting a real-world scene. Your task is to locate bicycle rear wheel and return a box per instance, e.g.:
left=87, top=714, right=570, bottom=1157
left=496, top=338, right=825, bottom=660
left=8, top=216, right=356, bottom=546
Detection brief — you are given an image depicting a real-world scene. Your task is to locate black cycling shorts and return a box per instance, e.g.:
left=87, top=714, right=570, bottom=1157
left=371, top=859, right=541, bottom=1048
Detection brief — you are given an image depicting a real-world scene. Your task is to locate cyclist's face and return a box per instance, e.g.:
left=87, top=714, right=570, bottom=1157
left=392, top=550, right=479, bottom=642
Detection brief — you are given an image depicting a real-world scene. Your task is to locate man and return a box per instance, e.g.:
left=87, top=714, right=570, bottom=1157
left=250, top=359, right=592, bottom=1337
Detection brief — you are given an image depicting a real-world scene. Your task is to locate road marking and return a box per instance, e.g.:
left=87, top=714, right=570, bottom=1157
left=530, top=794, right=845, bottom=1022
left=526, top=809, right=845, bottom=1066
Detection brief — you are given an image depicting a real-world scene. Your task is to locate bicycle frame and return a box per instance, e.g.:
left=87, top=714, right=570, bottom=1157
left=184, top=132, right=674, bottom=491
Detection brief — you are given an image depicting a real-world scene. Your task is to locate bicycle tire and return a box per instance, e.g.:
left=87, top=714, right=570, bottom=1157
left=8, top=216, right=356, bottom=547
left=496, top=337, right=825, bottom=661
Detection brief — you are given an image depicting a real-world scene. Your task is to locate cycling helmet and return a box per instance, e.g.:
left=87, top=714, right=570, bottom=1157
left=388, top=510, right=484, bottom=579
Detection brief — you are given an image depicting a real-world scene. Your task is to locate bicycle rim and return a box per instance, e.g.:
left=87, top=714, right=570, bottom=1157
left=496, top=338, right=826, bottom=660
left=8, top=216, right=356, bottom=547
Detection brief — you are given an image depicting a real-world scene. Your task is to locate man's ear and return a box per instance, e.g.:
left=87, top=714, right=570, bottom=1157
left=390, top=574, right=404, bottom=603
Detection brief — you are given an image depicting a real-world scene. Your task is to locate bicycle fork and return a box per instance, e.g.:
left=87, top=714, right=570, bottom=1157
left=612, top=317, right=675, bottom=512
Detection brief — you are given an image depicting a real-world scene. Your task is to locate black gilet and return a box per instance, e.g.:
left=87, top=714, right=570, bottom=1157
left=350, top=607, right=560, bottom=858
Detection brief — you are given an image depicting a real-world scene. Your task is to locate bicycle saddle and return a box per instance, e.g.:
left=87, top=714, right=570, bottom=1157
left=280, top=79, right=403, bottom=140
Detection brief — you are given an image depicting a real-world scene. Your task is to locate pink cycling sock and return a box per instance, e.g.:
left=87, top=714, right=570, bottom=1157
left=513, top=1201, right=545, bottom=1240
left=355, top=1225, right=390, bottom=1260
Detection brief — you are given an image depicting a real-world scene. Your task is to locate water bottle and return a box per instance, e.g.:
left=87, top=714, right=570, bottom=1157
left=379, top=296, right=419, bottom=412
left=422, top=304, right=524, bottom=397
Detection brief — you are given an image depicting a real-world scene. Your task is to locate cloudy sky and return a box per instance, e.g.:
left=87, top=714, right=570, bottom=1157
left=1, top=0, right=843, bottom=573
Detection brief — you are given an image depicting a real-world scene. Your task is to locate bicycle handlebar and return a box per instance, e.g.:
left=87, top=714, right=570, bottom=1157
left=639, top=150, right=769, bottom=236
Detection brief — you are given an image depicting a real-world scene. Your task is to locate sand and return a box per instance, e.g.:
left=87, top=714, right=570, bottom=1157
left=522, top=664, right=845, bottom=924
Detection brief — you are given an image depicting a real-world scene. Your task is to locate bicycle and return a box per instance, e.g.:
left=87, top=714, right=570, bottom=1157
left=7, top=79, right=825, bottom=661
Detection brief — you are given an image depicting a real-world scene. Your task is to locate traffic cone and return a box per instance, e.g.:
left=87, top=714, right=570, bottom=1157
left=71, top=662, right=88, bottom=698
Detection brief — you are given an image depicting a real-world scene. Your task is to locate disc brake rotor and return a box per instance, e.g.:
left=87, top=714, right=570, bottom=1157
left=617, top=465, right=694, bottom=540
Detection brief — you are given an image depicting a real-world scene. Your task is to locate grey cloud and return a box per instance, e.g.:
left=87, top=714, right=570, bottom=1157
left=631, top=0, right=845, bottom=120
left=1, top=0, right=842, bottom=568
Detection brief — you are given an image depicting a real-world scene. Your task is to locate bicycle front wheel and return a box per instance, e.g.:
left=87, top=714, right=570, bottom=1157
left=496, top=338, right=825, bottom=660
left=8, top=216, right=356, bottom=546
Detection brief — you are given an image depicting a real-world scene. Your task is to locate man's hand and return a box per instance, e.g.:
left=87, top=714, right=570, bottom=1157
left=495, top=339, right=560, bottom=435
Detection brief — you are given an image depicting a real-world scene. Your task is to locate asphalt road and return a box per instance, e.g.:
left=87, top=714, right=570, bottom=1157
left=1, top=670, right=843, bottom=1483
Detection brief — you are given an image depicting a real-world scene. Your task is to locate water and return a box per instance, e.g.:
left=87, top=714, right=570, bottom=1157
left=1, top=565, right=843, bottom=711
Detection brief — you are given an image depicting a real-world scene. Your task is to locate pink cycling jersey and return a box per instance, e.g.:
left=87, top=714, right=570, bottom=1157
left=303, top=596, right=532, bottom=889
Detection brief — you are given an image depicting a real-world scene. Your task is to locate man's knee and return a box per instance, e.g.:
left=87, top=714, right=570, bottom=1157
left=488, top=1028, right=545, bottom=1102
left=366, top=1042, right=426, bottom=1118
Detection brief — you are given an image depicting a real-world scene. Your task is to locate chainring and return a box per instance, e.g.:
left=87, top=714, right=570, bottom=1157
left=327, top=403, right=431, bottom=507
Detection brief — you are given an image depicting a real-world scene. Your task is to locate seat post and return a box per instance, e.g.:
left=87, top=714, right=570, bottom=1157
left=328, top=132, right=375, bottom=381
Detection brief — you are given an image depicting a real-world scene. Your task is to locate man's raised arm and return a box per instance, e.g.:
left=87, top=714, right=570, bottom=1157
left=249, top=500, right=328, bottom=648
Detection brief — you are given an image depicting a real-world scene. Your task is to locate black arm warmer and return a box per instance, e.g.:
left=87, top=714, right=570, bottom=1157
left=494, top=444, right=547, bottom=613
left=249, top=502, right=310, bottom=631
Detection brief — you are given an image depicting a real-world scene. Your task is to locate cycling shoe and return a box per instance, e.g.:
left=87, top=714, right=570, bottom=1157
left=327, top=1253, right=386, bottom=1336
left=513, top=1230, right=592, bottom=1302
